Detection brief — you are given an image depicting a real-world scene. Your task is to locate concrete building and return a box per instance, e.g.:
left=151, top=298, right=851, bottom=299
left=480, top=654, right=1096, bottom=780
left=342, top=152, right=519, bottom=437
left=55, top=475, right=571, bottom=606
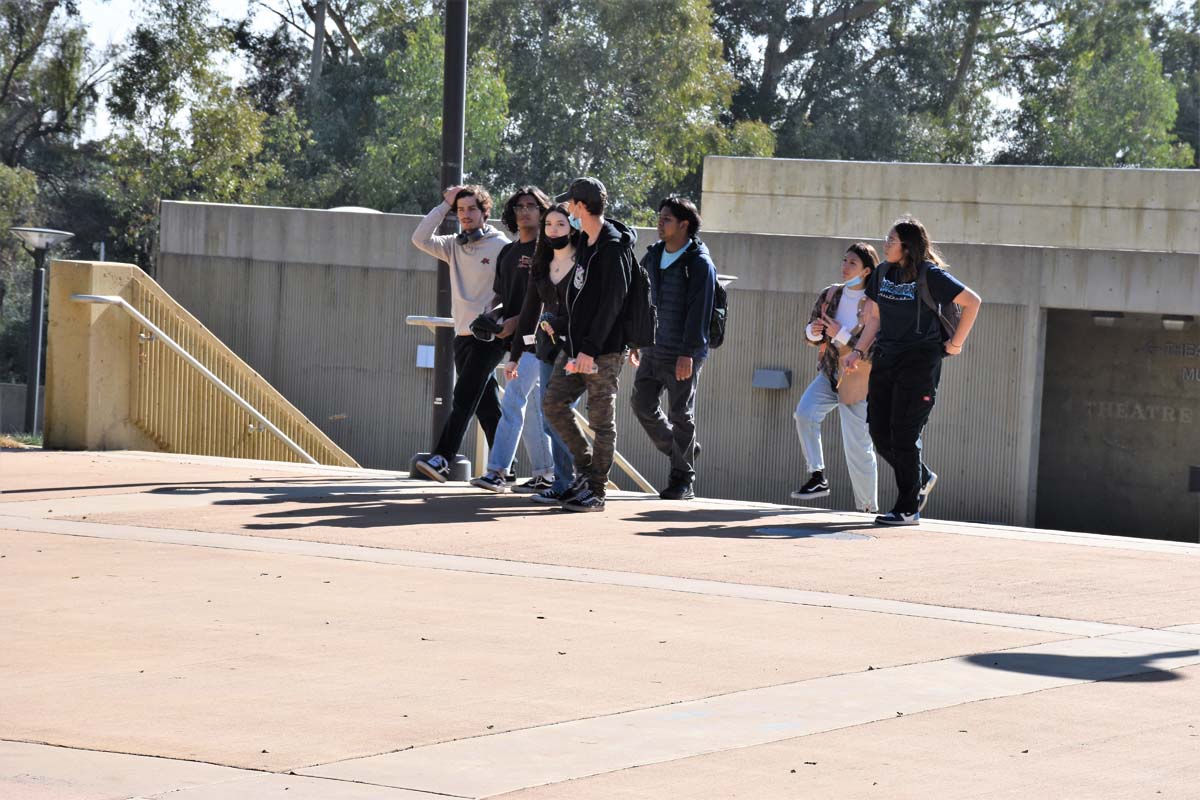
left=154, top=157, right=1198, bottom=541
left=702, top=156, right=1199, bottom=542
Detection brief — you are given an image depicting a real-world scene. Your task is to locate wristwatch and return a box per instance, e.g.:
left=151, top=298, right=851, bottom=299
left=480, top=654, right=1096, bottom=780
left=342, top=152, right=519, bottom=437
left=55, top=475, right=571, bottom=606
left=852, top=348, right=865, bottom=358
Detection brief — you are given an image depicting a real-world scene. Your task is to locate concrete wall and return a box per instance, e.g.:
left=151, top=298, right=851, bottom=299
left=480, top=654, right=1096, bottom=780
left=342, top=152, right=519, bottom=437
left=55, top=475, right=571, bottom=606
left=1038, top=311, right=1200, bottom=542
left=701, top=156, right=1199, bottom=254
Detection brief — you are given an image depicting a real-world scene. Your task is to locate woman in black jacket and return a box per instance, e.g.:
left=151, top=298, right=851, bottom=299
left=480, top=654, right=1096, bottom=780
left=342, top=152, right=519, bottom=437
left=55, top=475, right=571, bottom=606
left=507, top=204, right=580, bottom=503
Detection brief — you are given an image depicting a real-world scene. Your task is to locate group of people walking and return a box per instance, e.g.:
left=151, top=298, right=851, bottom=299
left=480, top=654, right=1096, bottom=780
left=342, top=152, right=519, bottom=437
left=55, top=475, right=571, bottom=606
left=410, top=177, right=981, bottom=525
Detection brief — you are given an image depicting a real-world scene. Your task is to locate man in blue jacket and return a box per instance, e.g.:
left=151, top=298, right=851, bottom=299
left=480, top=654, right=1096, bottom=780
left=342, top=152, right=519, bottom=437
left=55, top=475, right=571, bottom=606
left=631, top=196, right=717, bottom=501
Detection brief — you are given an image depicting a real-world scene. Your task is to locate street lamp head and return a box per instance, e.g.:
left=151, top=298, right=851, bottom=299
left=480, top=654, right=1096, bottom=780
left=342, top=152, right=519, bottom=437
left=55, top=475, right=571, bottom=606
left=9, top=227, right=74, bottom=251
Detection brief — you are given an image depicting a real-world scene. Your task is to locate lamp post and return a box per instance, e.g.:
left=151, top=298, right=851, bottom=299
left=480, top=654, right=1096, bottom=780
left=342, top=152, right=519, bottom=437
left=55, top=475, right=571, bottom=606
left=8, top=227, right=73, bottom=433
left=432, top=0, right=468, bottom=442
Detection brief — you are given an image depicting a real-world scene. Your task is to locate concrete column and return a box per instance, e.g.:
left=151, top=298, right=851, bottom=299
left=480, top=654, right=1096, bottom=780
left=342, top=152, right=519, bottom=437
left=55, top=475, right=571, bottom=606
left=44, top=260, right=158, bottom=452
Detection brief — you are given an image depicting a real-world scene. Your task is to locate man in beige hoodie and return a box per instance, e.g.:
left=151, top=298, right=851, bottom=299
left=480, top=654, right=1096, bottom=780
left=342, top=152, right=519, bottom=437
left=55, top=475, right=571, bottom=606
left=412, top=185, right=511, bottom=482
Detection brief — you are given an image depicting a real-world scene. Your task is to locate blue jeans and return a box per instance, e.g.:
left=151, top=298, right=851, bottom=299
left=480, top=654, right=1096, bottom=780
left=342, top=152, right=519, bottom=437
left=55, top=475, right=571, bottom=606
left=539, top=356, right=576, bottom=493
left=794, top=374, right=878, bottom=512
left=488, top=351, right=554, bottom=476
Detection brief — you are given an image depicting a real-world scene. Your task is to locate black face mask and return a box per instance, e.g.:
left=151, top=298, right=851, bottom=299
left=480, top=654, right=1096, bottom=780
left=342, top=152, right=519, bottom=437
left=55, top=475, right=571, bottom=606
left=546, top=234, right=571, bottom=250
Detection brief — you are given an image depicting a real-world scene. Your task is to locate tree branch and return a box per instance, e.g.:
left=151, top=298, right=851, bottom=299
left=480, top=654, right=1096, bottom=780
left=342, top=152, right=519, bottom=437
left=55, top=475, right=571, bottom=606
left=939, top=1, right=984, bottom=116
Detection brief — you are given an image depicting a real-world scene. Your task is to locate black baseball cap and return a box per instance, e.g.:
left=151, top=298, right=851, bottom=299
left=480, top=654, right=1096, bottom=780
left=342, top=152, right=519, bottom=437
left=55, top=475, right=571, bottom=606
left=554, top=177, right=607, bottom=206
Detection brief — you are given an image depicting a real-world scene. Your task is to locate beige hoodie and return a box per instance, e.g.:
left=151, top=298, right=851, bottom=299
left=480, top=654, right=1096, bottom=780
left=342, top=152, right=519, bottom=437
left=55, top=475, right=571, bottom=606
left=411, top=201, right=511, bottom=335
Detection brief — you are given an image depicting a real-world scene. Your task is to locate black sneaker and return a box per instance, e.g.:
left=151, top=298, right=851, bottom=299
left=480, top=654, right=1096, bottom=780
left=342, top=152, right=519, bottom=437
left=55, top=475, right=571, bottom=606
left=469, top=470, right=510, bottom=493
left=558, top=475, right=589, bottom=505
left=513, top=475, right=554, bottom=494
left=790, top=472, right=829, bottom=500
left=875, top=510, right=919, bottom=526
left=529, top=486, right=564, bottom=505
left=414, top=454, right=451, bottom=483
left=659, top=482, right=694, bottom=501
left=563, top=487, right=606, bottom=513
left=917, top=469, right=938, bottom=512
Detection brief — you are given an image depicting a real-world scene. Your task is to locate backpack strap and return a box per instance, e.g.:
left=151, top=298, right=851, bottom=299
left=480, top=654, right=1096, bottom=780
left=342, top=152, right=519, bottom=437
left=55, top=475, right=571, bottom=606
left=916, top=262, right=939, bottom=316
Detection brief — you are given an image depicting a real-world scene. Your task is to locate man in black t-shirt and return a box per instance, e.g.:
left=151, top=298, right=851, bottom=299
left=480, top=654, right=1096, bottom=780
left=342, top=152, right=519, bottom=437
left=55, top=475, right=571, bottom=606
left=469, top=187, right=555, bottom=494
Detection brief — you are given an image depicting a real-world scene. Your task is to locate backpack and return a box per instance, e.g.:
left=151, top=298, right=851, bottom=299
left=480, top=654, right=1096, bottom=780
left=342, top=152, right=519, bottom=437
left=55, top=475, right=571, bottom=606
left=917, top=263, right=962, bottom=343
left=621, top=257, right=657, bottom=349
left=683, top=249, right=727, bottom=350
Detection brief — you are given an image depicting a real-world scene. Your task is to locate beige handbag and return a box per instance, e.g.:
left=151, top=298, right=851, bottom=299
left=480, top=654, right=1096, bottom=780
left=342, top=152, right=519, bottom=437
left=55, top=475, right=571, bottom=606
left=833, top=342, right=871, bottom=405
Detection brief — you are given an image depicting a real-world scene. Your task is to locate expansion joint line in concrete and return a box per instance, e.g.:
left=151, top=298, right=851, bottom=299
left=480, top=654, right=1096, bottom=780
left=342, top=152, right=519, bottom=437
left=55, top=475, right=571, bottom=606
left=0, top=513, right=1145, bottom=639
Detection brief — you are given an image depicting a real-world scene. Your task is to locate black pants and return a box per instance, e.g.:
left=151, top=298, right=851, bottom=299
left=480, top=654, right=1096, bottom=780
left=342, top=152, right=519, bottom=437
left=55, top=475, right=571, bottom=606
left=630, top=349, right=704, bottom=484
left=867, top=345, right=943, bottom=514
left=433, top=335, right=506, bottom=460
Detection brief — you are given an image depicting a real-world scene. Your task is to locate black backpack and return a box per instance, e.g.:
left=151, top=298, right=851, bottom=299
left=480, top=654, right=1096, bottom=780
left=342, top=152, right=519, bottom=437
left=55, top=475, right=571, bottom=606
left=708, top=278, right=728, bottom=349
left=917, top=263, right=962, bottom=344
left=684, top=252, right=727, bottom=350
left=621, top=257, right=657, bottom=349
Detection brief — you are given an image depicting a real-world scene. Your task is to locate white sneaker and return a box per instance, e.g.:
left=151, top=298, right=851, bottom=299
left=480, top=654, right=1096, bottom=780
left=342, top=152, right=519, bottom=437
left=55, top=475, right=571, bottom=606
left=917, top=470, right=938, bottom=512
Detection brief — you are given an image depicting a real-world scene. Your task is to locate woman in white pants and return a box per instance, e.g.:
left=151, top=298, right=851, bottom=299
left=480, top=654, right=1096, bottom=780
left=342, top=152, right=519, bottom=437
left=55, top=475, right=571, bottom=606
left=791, top=243, right=880, bottom=513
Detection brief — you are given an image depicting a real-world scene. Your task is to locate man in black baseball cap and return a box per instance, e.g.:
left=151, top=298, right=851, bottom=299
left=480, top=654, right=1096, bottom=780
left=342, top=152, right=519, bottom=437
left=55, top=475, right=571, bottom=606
left=542, top=175, right=638, bottom=513
left=554, top=177, right=607, bottom=207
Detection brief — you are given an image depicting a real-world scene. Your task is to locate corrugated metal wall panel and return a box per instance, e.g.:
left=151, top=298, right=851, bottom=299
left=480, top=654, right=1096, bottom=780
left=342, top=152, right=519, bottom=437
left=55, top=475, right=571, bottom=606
left=160, top=253, right=1030, bottom=524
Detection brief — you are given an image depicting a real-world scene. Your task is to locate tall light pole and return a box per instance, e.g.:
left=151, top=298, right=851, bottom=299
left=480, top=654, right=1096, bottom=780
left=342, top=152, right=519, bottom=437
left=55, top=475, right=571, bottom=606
left=9, top=227, right=73, bottom=434
left=432, top=0, right=468, bottom=442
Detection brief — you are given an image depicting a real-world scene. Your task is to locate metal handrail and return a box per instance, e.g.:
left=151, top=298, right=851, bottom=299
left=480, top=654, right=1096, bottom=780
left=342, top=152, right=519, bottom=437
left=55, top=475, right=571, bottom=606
left=406, top=315, right=656, bottom=493
left=72, top=294, right=319, bottom=465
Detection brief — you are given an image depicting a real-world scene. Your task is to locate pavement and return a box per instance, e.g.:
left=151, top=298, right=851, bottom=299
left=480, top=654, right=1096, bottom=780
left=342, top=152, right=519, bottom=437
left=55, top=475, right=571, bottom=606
left=1, top=448, right=1198, bottom=799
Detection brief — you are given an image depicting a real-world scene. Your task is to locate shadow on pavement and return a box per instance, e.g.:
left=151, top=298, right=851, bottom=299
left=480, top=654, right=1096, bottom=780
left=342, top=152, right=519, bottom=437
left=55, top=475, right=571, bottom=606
left=4, top=476, right=393, bottom=495
left=965, top=649, right=1199, bottom=682
left=632, top=508, right=875, bottom=540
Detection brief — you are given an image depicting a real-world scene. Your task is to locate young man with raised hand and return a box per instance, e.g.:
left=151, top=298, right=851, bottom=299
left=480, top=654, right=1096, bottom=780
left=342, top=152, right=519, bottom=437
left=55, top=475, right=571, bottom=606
left=541, top=177, right=638, bottom=513
left=411, top=184, right=510, bottom=482
left=631, top=196, right=717, bottom=501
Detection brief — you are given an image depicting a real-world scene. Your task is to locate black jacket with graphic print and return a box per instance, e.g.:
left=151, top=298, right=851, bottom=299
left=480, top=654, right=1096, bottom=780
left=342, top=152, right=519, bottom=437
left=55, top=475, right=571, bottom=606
left=563, top=219, right=638, bottom=358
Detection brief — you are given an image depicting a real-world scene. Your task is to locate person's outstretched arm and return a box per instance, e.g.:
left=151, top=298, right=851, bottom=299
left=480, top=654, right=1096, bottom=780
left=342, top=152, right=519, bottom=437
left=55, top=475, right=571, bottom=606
left=943, top=288, right=982, bottom=356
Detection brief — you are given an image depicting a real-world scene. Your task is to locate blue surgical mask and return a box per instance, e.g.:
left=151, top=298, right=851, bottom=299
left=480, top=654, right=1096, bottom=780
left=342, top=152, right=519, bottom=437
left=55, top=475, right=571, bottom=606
left=568, top=214, right=582, bottom=231
left=845, top=274, right=864, bottom=288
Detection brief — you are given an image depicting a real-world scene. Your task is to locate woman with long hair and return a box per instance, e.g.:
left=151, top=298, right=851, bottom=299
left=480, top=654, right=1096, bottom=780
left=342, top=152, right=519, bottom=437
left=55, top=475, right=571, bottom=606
left=502, top=203, right=580, bottom=503
left=791, top=243, right=881, bottom=513
left=843, top=218, right=982, bottom=526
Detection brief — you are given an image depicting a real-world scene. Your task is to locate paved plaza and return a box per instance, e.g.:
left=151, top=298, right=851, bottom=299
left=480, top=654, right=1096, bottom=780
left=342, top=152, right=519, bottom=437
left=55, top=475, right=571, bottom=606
left=2, top=448, right=1198, bottom=798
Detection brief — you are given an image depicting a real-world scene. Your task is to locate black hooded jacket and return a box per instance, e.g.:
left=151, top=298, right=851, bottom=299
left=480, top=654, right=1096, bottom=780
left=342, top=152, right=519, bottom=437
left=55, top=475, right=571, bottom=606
left=563, top=219, right=638, bottom=358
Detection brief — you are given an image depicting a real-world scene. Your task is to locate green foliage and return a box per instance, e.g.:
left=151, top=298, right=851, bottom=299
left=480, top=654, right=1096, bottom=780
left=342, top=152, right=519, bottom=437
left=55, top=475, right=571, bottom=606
left=0, top=0, right=102, bottom=168
left=0, top=163, right=39, bottom=382
left=1151, top=1, right=1200, bottom=168
left=355, top=15, right=510, bottom=212
left=999, top=0, right=1194, bottom=167
left=472, top=0, right=772, bottom=221
left=102, top=0, right=288, bottom=269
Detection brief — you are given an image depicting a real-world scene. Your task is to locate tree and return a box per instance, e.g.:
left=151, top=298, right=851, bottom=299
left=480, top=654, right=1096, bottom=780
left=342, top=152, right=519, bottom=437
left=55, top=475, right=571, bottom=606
left=355, top=13, right=509, bottom=213
left=0, top=163, right=38, bottom=382
left=473, top=0, right=772, bottom=220
left=102, top=0, right=289, bottom=269
left=1151, top=1, right=1199, bottom=168
left=0, top=0, right=106, bottom=170
left=998, top=0, right=1194, bottom=167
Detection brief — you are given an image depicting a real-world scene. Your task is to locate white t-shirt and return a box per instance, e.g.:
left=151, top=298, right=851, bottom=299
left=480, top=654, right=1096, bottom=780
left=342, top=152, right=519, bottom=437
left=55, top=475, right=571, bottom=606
left=806, top=287, right=865, bottom=345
